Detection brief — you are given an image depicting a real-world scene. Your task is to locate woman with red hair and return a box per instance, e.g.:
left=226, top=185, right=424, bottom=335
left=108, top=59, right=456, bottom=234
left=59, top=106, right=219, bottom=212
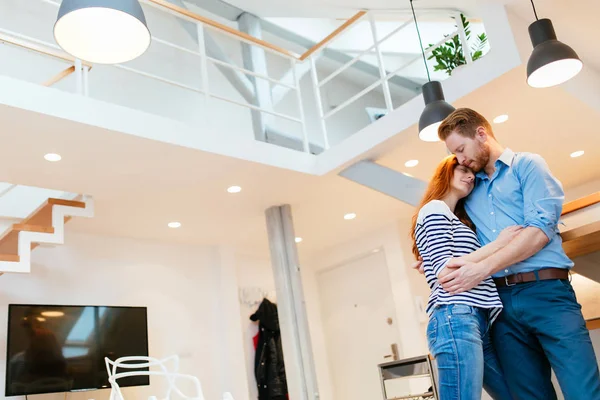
left=410, top=155, right=516, bottom=400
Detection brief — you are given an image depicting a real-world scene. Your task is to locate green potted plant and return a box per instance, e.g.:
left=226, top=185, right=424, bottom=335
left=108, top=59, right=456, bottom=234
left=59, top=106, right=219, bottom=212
left=427, top=14, right=488, bottom=76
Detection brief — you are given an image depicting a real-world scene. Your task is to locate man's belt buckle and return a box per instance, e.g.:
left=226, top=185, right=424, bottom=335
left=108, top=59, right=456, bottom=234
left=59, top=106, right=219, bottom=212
left=505, top=275, right=516, bottom=287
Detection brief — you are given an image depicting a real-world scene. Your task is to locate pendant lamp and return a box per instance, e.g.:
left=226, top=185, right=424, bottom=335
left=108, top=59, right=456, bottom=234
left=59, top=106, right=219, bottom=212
left=410, top=0, right=455, bottom=142
left=526, top=0, right=582, bottom=88
left=54, top=0, right=151, bottom=64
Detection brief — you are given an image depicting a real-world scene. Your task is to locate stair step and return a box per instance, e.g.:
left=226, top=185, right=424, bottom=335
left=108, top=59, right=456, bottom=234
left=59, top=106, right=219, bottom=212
left=0, top=254, right=19, bottom=262
left=0, top=199, right=84, bottom=256
left=22, top=198, right=85, bottom=227
left=13, top=224, right=55, bottom=234
left=0, top=197, right=86, bottom=268
left=47, top=198, right=86, bottom=208
left=0, top=224, right=56, bottom=255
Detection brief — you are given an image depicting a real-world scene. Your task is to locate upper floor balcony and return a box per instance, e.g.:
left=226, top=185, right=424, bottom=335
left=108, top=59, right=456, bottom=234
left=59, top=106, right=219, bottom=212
left=0, top=0, right=523, bottom=174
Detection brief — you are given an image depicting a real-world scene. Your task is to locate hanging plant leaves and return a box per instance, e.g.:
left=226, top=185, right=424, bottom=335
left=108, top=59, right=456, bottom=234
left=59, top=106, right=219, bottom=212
left=426, top=13, right=487, bottom=76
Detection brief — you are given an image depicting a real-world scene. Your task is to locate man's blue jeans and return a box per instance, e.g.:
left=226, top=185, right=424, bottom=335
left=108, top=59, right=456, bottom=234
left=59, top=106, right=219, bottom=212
left=493, top=278, right=600, bottom=399
left=427, top=304, right=514, bottom=399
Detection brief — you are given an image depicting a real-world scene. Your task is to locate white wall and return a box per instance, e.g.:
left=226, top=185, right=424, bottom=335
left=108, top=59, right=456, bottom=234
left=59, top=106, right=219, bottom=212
left=0, top=231, right=249, bottom=400
left=230, top=220, right=430, bottom=400
left=564, top=178, right=600, bottom=202
left=235, top=253, right=277, bottom=400
left=302, top=221, right=428, bottom=400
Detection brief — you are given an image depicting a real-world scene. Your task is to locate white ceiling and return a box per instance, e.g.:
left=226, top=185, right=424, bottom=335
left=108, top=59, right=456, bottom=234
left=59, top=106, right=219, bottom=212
left=504, top=0, right=600, bottom=72
left=377, top=66, right=600, bottom=190
left=0, top=105, right=411, bottom=258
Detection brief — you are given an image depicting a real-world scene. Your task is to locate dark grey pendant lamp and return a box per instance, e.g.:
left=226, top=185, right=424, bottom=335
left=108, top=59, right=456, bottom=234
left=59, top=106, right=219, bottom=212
left=410, top=0, right=455, bottom=142
left=526, top=0, right=582, bottom=88
left=54, top=0, right=151, bottom=64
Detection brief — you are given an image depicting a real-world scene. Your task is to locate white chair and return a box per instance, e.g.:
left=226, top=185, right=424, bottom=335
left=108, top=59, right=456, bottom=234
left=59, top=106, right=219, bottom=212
left=105, top=355, right=180, bottom=378
left=105, top=355, right=205, bottom=400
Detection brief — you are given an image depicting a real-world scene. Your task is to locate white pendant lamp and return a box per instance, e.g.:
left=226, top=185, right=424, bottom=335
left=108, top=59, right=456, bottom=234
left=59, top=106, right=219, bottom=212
left=409, top=0, right=455, bottom=142
left=54, top=0, right=151, bottom=64
left=526, top=0, right=582, bottom=88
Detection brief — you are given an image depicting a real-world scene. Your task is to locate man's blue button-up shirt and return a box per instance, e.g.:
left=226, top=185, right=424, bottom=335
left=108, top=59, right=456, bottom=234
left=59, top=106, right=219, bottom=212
left=465, top=148, right=573, bottom=278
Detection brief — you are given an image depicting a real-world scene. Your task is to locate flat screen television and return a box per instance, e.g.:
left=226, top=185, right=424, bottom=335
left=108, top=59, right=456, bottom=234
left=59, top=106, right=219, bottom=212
left=6, top=304, right=149, bottom=397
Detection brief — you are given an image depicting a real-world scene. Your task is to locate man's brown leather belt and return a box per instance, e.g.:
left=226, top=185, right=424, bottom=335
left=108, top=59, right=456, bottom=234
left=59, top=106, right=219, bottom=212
left=493, top=268, right=569, bottom=288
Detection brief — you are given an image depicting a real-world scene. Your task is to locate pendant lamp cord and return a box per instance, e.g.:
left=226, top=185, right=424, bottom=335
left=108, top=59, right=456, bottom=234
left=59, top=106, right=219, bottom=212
left=530, top=0, right=539, bottom=20
left=410, top=0, right=431, bottom=82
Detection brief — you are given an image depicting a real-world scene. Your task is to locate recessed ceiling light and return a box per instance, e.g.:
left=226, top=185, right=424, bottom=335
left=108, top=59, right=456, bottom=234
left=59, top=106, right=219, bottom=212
left=493, top=114, right=509, bottom=124
left=41, top=311, right=65, bottom=317
left=295, top=237, right=303, bottom=243
left=570, top=150, right=584, bottom=158
left=404, top=160, right=419, bottom=168
left=227, top=186, right=242, bottom=193
left=44, top=153, right=62, bottom=162
left=37, top=317, right=46, bottom=322
left=168, top=222, right=181, bottom=228
left=344, top=213, right=357, bottom=220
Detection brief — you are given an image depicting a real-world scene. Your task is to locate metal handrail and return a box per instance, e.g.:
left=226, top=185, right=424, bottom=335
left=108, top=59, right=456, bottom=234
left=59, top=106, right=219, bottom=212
left=1, top=8, right=305, bottom=136
left=318, top=22, right=459, bottom=120
left=310, top=7, right=469, bottom=149
left=318, top=19, right=412, bottom=88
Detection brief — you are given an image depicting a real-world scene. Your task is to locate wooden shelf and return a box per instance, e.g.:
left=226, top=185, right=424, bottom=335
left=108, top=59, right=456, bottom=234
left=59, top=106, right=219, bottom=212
left=562, top=192, right=600, bottom=216
left=561, top=221, right=600, bottom=259
left=587, top=319, right=600, bottom=331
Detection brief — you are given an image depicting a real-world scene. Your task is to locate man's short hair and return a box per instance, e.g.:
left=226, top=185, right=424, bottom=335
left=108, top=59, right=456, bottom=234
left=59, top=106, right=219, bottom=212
left=438, top=108, right=495, bottom=141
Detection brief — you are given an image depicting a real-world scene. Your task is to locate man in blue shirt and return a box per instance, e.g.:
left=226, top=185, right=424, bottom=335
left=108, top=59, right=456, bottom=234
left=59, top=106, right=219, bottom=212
left=437, top=108, right=600, bottom=399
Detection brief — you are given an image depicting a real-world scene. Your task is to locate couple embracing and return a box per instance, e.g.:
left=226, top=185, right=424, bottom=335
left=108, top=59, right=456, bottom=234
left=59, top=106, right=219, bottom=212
left=411, top=108, right=600, bottom=400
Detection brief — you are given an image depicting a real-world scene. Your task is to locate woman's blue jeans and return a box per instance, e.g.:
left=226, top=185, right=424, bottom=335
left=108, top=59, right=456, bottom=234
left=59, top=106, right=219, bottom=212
left=427, top=304, right=514, bottom=400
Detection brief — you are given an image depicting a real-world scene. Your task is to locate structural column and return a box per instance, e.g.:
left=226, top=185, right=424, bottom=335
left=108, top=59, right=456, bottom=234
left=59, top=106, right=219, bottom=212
left=239, top=12, right=273, bottom=143
left=265, top=205, right=319, bottom=400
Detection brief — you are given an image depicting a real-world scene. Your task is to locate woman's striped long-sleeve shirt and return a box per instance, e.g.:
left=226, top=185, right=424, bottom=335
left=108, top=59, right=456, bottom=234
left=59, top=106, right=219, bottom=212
left=415, top=200, right=502, bottom=321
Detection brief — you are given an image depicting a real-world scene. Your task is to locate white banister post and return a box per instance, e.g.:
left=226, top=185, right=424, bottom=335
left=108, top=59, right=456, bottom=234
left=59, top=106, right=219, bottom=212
left=369, top=13, right=393, bottom=112
left=309, top=56, right=330, bottom=149
left=82, top=65, right=90, bottom=97
left=75, top=58, right=83, bottom=94
left=291, top=59, right=310, bottom=153
left=197, top=24, right=210, bottom=102
left=197, top=23, right=213, bottom=130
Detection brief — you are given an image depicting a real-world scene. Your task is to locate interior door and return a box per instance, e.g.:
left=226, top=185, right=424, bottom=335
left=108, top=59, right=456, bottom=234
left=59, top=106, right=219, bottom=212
left=317, top=250, right=399, bottom=400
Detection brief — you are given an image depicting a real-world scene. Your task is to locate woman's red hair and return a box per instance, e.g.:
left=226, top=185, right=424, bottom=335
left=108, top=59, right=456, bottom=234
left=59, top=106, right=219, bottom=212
left=410, top=155, right=475, bottom=259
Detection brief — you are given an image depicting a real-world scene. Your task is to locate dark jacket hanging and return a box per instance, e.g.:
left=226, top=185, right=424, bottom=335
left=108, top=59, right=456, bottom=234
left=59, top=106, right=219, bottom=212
left=250, top=298, right=288, bottom=400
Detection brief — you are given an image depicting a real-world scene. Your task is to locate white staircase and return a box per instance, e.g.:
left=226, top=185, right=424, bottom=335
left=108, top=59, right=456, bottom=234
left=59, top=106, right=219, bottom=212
left=0, top=195, right=94, bottom=274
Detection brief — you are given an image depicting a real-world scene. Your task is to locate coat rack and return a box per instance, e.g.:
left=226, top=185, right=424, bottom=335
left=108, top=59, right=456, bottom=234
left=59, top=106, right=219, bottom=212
left=238, top=286, right=277, bottom=308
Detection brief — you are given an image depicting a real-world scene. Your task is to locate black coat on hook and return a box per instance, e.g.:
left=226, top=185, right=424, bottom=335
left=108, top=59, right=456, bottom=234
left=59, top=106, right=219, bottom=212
left=250, top=298, right=288, bottom=400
